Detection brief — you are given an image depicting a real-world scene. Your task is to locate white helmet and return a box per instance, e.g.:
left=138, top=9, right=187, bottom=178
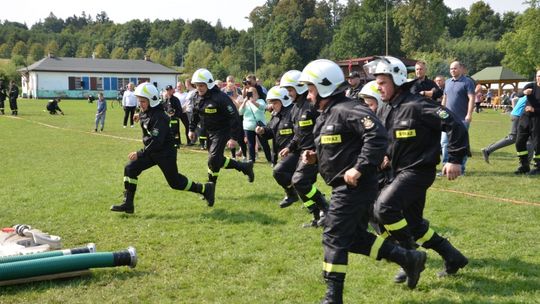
left=363, top=56, right=408, bottom=86
left=266, top=86, right=292, bottom=107
left=359, top=80, right=382, bottom=105
left=134, top=82, right=160, bottom=107
left=298, top=59, right=345, bottom=98
left=191, top=68, right=216, bottom=90
left=279, top=70, right=307, bottom=94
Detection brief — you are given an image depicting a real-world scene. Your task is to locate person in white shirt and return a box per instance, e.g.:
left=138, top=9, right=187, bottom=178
left=174, top=81, right=192, bottom=145
left=122, top=82, right=138, bottom=128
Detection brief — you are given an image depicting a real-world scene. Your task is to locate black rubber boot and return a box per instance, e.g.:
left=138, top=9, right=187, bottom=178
left=320, top=279, right=343, bottom=304
left=312, top=191, right=329, bottom=227
left=384, top=244, right=426, bottom=289
left=432, top=238, right=468, bottom=277
left=528, top=161, right=540, bottom=175
left=239, top=161, right=254, bottom=182
left=111, top=191, right=135, bottom=214
left=393, top=236, right=417, bottom=284
left=514, top=156, right=530, bottom=174
left=279, top=187, right=298, bottom=208
left=203, top=182, right=216, bottom=207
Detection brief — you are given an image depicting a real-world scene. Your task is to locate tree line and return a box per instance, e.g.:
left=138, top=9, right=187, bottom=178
left=0, top=0, right=538, bottom=87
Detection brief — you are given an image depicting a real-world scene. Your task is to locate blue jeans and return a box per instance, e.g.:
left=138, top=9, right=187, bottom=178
left=245, top=129, right=272, bottom=163
left=441, top=121, right=469, bottom=174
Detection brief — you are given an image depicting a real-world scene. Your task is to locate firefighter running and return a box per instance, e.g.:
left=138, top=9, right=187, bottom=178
left=188, top=68, right=255, bottom=190
left=300, top=59, right=427, bottom=303
left=277, top=70, right=329, bottom=227
left=364, top=56, right=469, bottom=284
left=110, top=82, right=215, bottom=213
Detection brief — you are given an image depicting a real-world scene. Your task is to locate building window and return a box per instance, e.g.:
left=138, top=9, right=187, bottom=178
left=68, top=76, right=84, bottom=90
left=117, top=78, right=130, bottom=90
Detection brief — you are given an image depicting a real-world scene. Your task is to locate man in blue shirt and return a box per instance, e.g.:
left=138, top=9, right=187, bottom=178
left=441, top=61, right=475, bottom=175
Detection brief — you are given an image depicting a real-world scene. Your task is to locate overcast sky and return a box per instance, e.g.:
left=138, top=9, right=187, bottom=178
left=0, top=0, right=527, bottom=31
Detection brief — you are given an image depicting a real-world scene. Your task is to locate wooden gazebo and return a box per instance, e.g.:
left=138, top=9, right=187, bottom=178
left=471, top=66, right=527, bottom=96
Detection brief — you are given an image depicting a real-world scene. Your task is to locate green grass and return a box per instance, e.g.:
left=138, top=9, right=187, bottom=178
left=1, top=100, right=539, bottom=303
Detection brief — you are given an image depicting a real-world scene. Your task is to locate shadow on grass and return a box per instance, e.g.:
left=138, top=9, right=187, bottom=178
left=0, top=269, right=151, bottom=295
left=200, top=208, right=286, bottom=226
left=406, top=256, right=540, bottom=303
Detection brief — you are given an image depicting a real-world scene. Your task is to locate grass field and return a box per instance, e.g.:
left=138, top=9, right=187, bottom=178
left=1, top=99, right=539, bottom=303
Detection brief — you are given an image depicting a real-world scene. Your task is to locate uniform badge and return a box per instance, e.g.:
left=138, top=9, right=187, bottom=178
left=437, top=109, right=449, bottom=119
left=361, top=116, right=375, bottom=130
left=151, top=129, right=159, bottom=136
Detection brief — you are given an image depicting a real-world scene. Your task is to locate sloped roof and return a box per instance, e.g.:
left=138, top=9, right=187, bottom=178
left=21, top=57, right=178, bottom=74
left=471, top=66, right=527, bottom=82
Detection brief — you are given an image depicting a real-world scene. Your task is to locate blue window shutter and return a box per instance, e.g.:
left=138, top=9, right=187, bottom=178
left=111, top=78, right=118, bottom=90
left=82, top=76, right=90, bottom=90
left=104, top=77, right=110, bottom=90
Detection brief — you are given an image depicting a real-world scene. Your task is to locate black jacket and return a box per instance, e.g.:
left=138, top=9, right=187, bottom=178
left=522, top=82, right=540, bottom=117
left=137, top=104, right=174, bottom=158
left=410, top=77, right=443, bottom=101
left=259, top=104, right=295, bottom=153
left=189, top=86, right=241, bottom=141
left=286, top=94, right=318, bottom=152
left=9, top=84, right=18, bottom=100
left=377, top=90, right=469, bottom=173
left=314, top=96, right=387, bottom=187
left=163, top=95, right=183, bottom=119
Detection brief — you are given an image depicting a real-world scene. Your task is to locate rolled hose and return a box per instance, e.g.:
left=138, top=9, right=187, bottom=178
left=0, top=243, right=96, bottom=264
left=0, top=247, right=136, bottom=281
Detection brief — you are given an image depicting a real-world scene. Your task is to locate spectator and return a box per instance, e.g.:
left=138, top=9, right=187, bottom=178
left=410, top=61, right=442, bottom=101
left=345, top=71, right=363, bottom=101
left=94, top=93, right=107, bottom=132
left=474, top=84, right=483, bottom=113
left=441, top=61, right=475, bottom=175
left=0, top=80, right=6, bottom=114
left=163, top=84, right=183, bottom=147
left=122, top=82, right=137, bottom=128
left=238, top=86, right=272, bottom=163
left=8, top=80, right=19, bottom=116
left=243, top=74, right=266, bottom=100
left=174, top=81, right=192, bottom=146
left=433, top=75, right=445, bottom=103
left=222, top=75, right=247, bottom=160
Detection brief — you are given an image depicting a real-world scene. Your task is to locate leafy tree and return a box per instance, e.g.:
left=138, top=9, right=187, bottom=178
left=59, top=41, right=77, bottom=57
left=28, top=42, right=44, bottom=62
left=181, top=19, right=217, bottom=47
left=464, top=1, right=501, bottom=40
left=498, top=7, right=540, bottom=77
left=127, top=48, right=145, bottom=60
left=76, top=43, right=93, bottom=58
left=93, top=43, right=109, bottom=58
left=184, top=39, right=215, bottom=74
left=95, top=11, right=111, bottom=24
left=330, top=0, right=401, bottom=59
left=11, top=41, right=27, bottom=58
left=394, top=0, right=448, bottom=55
left=45, top=40, right=59, bottom=56
left=115, top=19, right=151, bottom=50
left=280, top=47, right=302, bottom=72
left=42, top=12, right=64, bottom=33
left=110, top=47, right=126, bottom=59
left=446, top=8, right=468, bottom=38
left=0, top=43, right=11, bottom=58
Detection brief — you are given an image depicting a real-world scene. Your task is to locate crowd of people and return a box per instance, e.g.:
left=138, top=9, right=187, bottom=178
left=3, top=56, right=539, bottom=303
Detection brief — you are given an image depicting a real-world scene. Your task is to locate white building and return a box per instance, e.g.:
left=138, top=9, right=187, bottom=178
left=19, top=55, right=179, bottom=99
